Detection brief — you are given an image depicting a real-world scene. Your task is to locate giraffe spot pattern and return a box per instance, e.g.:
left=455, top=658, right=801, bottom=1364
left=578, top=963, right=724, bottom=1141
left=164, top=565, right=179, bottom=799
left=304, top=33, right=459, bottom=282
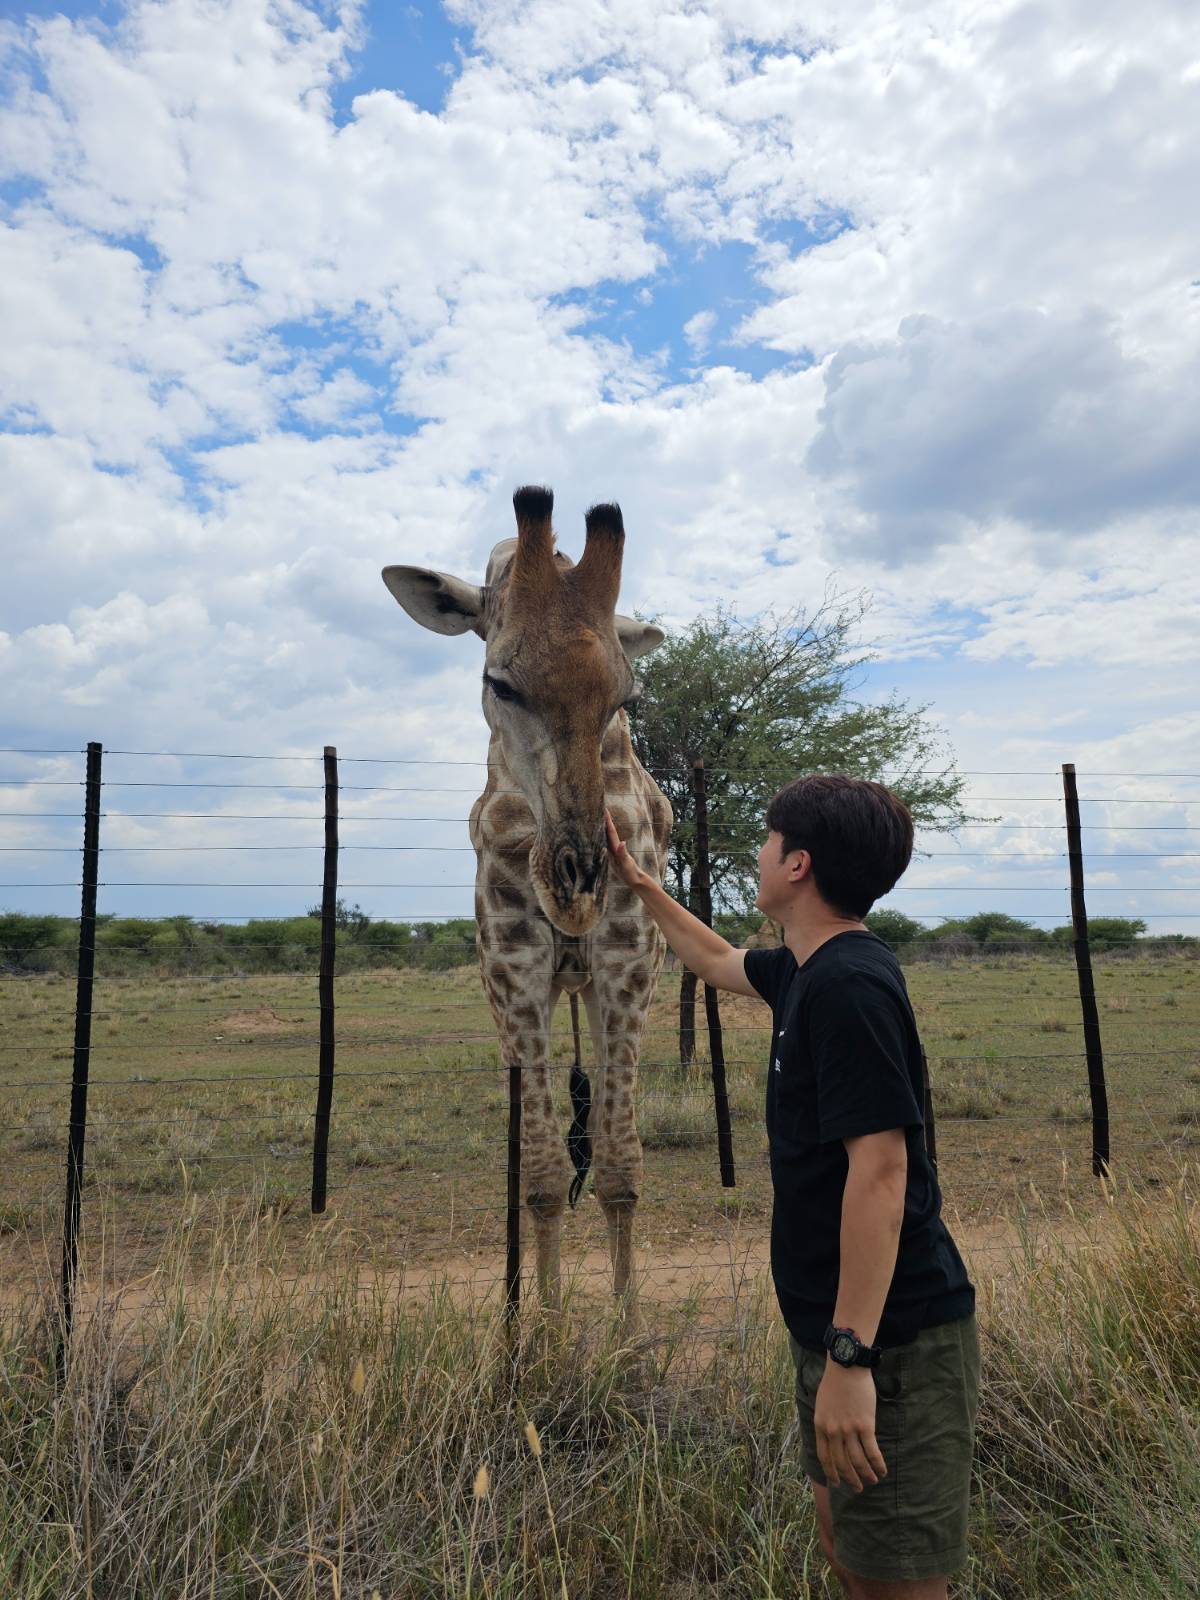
left=470, top=699, right=671, bottom=1282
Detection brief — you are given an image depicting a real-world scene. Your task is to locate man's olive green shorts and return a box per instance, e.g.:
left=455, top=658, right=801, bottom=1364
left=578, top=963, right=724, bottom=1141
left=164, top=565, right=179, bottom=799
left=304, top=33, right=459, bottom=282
left=789, top=1312, right=980, bottom=1584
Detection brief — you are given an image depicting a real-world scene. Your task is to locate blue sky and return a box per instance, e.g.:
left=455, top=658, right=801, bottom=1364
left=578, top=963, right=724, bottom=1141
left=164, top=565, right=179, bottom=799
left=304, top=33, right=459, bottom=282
left=1, top=0, right=1198, bottom=930
left=329, top=1, right=469, bottom=119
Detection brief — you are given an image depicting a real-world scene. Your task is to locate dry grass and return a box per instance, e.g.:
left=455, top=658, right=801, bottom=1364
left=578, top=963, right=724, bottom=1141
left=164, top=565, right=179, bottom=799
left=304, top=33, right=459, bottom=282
left=2, top=1167, right=1199, bottom=1596
left=3, top=951, right=1200, bottom=1594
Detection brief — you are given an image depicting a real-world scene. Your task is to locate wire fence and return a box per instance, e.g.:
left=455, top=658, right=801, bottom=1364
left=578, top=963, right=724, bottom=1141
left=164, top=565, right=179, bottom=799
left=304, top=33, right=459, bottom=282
left=1, top=743, right=1198, bottom=1338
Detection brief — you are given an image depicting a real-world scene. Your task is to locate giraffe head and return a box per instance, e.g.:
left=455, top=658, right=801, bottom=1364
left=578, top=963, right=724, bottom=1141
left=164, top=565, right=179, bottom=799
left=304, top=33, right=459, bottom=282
left=382, top=485, right=663, bottom=934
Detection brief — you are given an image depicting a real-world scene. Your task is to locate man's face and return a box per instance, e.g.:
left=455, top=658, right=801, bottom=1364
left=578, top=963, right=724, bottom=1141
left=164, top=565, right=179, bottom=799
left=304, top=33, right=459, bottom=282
left=755, top=829, right=807, bottom=920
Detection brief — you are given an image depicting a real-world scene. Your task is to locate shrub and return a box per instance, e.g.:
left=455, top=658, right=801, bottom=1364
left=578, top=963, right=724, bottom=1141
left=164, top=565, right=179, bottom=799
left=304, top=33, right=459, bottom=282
left=0, top=912, right=72, bottom=972
left=864, top=908, right=925, bottom=949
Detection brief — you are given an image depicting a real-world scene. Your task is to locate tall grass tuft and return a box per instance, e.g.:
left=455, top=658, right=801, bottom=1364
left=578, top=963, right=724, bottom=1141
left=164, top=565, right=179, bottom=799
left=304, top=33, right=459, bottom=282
left=1, top=1168, right=1199, bottom=1596
left=972, top=1166, right=1200, bottom=1597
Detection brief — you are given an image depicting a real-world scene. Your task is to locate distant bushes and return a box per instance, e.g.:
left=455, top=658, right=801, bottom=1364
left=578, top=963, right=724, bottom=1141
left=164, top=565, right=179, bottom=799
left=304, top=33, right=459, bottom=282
left=1, top=907, right=1191, bottom=977
left=863, top=908, right=1179, bottom=959
left=0, top=911, right=477, bottom=976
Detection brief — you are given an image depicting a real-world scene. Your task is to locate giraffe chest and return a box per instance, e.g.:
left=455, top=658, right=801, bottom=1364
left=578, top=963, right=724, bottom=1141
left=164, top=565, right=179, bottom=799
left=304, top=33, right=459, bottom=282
left=550, top=934, right=589, bottom=993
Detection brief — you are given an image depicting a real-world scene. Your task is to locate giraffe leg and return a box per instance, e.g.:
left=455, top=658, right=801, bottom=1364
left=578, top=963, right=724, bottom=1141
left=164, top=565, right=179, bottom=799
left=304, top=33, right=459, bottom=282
left=481, top=934, right=569, bottom=1313
left=582, top=983, right=642, bottom=1314
left=512, top=1050, right=571, bottom=1312
left=529, top=998, right=573, bottom=1311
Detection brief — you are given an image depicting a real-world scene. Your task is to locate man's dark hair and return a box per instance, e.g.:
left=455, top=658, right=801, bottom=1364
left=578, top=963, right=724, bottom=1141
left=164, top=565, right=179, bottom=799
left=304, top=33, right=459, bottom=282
left=764, top=774, right=914, bottom=919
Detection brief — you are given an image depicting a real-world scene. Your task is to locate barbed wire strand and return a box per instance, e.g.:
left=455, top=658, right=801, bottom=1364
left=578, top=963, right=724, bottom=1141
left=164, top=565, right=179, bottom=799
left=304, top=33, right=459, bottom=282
left=5, top=1105, right=1195, bottom=1142
left=6, top=777, right=1200, bottom=804
left=2, top=1046, right=1196, bottom=1085
left=6, top=848, right=1200, bottom=862
left=4, top=814, right=1199, bottom=835
left=3, top=748, right=1200, bottom=778
left=9, top=993, right=1196, bottom=1028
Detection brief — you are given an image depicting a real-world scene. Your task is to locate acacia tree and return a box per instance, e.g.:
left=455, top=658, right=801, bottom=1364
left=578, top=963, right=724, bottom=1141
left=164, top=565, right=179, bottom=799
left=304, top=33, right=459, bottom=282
left=627, top=591, right=972, bottom=1063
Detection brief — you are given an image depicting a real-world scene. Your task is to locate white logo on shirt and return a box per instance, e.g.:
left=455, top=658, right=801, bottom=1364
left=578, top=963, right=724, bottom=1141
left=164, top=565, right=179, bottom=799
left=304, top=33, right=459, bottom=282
left=774, top=1057, right=782, bottom=1073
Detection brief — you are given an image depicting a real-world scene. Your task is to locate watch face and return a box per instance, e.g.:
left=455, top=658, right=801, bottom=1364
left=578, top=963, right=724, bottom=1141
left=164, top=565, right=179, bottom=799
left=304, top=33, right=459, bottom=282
left=833, top=1333, right=856, bottom=1363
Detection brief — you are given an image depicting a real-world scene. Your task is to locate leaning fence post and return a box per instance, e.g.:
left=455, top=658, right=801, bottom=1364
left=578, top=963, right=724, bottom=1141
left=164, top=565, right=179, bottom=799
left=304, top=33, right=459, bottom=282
left=1061, top=762, right=1111, bottom=1178
left=691, top=759, right=736, bottom=1188
left=60, top=739, right=102, bottom=1356
left=311, top=745, right=338, bottom=1213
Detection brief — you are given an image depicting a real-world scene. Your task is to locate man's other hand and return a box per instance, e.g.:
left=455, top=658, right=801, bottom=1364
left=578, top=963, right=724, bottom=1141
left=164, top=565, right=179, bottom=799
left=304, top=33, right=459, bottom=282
left=814, top=1364, right=888, bottom=1492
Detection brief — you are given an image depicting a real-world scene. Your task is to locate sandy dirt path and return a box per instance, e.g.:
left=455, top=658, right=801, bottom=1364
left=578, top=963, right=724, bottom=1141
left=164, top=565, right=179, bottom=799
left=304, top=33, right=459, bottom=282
left=3, top=1209, right=1106, bottom=1338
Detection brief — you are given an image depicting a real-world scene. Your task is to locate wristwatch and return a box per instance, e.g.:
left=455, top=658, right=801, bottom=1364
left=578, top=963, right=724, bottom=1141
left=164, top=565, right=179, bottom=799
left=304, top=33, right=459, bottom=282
left=823, top=1322, right=882, bottom=1369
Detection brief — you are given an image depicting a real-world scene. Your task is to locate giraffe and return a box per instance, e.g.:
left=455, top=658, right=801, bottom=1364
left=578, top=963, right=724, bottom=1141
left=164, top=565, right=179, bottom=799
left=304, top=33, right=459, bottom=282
left=382, top=486, right=672, bottom=1310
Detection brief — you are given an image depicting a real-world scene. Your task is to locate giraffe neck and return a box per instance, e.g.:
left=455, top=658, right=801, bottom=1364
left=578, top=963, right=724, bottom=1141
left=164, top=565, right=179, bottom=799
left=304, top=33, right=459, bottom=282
left=470, top=707, right=667, bottom=968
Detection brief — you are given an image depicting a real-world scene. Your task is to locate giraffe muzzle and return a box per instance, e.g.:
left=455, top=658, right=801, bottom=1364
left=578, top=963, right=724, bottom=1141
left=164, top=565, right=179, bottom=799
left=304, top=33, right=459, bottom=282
left=526, top=834, right=609, bottom=934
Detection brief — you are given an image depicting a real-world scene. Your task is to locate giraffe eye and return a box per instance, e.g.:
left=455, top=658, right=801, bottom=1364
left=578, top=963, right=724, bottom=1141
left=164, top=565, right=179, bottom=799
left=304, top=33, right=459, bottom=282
left=485, top=674, right=522, bottom=705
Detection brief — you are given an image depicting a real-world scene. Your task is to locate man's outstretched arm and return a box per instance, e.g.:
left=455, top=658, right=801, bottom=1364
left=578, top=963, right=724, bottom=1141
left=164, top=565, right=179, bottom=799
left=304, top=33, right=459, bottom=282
left=605, top=809, right=759, bottom=998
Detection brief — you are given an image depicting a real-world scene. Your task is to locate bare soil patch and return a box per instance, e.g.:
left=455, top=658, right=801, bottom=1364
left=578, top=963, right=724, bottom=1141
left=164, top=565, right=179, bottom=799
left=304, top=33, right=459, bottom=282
left=0, top=1210, right=1106, bottom=1347
left=216, top=1006, right=292, bottom=1035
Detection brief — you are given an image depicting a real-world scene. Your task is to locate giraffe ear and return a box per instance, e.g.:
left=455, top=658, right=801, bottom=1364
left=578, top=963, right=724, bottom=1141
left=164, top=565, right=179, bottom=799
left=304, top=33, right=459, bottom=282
left=382, top=566, right=485, bottom=637
left=615, top=615, right=665, bottom=660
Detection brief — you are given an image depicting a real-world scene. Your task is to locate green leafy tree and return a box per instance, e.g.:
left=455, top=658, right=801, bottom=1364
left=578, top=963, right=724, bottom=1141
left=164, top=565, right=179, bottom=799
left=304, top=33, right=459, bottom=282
left=306, top=898, right=371, bottom=936
left=865, top=909, right=926, bottom=950
left=1049, top=917, right=1146, bottom=952
left=962, top=912, right=1048, bottom=946
left=628, top=594, right=973, bottom=1062
left=0, top=913, right=69, bottom=972
left=918, top=914, right=1046, bottom=951
left=97, top=918, right=159, bottom=956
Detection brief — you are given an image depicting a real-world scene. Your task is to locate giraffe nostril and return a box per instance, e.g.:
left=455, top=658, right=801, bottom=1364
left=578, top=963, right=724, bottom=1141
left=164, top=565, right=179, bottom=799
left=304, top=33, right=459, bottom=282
left=555, top=841, right=607, bottom=901
left=579, top=852, right=603, bottom=895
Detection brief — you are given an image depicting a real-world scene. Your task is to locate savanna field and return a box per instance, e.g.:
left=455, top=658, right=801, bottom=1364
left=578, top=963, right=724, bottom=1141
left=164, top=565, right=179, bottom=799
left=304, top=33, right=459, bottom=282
left=2, top=950, right=1199, bottom=1596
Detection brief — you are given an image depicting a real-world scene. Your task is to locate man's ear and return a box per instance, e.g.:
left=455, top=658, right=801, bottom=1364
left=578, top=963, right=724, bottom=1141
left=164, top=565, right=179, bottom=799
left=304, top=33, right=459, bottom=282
left=615, top=615, right=665, bottom=660
left=382, top=566, right=485, bottom=637
left=788, top=848, right=813, bottom=882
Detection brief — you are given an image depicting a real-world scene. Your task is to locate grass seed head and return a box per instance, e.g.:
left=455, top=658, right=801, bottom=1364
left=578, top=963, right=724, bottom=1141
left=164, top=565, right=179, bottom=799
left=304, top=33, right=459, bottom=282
left=351, top=1356, right=366, bottom=1396
left=524, top=1420, right=542, bottom=1458
left=473, top=1462, right=490, bottom=1499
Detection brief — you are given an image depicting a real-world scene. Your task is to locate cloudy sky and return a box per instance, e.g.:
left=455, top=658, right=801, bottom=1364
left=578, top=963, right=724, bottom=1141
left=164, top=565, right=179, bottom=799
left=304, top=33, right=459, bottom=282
left=1, top=0, right=1198, bottom=930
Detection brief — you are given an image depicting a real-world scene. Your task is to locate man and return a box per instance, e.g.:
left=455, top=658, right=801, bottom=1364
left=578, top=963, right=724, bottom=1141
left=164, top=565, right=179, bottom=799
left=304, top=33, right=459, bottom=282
left=605, top=773, right=978, bottom=1600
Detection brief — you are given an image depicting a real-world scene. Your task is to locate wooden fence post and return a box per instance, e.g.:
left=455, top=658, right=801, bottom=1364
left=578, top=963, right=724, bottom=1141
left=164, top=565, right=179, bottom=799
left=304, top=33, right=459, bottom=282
left=311, top=745, right=338, bottom=1213
left=1061, top=762, right=1111, bottom=1178
left=691, top=759, right=736, bottom=1188
left=60, top=740, right=102, bottom=1357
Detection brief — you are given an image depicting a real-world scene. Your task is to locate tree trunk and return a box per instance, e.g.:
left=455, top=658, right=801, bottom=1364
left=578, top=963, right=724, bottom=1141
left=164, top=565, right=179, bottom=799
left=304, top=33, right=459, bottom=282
left=678, top=967, right=697, bottom=1067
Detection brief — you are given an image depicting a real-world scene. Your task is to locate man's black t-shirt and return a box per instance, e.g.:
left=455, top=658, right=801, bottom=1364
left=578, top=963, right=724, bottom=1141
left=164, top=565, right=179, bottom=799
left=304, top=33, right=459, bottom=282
left=744, top=929, right=974, bottom=1351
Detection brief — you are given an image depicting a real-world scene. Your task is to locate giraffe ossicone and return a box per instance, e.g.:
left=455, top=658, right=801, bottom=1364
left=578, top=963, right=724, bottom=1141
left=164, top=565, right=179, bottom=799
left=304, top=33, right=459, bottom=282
left=382, top=486, right=672, bottom=1310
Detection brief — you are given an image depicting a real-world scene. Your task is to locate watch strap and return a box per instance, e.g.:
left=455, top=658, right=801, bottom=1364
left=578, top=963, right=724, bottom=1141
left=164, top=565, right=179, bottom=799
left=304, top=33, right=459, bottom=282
left=823, top=1322, right=882, bottom=1368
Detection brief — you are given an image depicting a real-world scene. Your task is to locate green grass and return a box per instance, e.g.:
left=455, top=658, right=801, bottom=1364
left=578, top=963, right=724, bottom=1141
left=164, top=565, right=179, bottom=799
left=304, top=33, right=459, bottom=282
left=2, top=952, right=1200, bottom=1283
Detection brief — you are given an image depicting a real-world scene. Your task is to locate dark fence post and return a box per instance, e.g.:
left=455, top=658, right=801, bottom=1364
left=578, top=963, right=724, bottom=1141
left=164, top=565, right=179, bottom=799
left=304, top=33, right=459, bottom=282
left=566, top=993, right=591, bottom=1209
left=921, top=1050, right=938, bottom=1175
left=505, top=1062, right=522, bottom=1331
left=1062, top=762, right=1111, bottom=1178
left=691, top=759, right=736, bottom=1188
left=60, top=740, right=102, bottom=1355
left=311, top=745, right=338, bottom=1213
